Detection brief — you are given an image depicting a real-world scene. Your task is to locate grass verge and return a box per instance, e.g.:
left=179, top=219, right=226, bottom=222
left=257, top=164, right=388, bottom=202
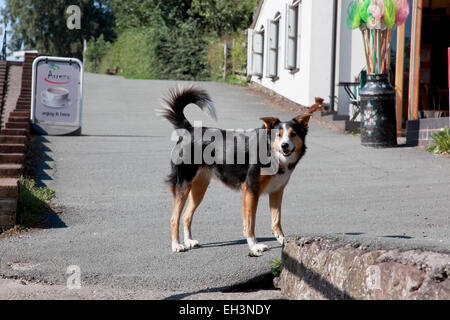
left=16, top=177, right=55, bottom=229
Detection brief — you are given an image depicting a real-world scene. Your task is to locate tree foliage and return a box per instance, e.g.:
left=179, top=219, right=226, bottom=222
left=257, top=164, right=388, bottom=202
left=85, top=34, right=111, bottom=73
left=1, top=0, right=115, bottom=59
left=190, top=0, right=259, bottom=36
left=1, top=0, right=258, bottom=79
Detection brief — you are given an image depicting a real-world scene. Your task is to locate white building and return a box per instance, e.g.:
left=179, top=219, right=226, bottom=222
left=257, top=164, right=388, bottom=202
left=247, top=0, right=366, bottom=117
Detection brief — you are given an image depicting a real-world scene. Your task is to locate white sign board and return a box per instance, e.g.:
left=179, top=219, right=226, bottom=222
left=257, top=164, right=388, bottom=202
left=31, top=56, right=83, bottom=135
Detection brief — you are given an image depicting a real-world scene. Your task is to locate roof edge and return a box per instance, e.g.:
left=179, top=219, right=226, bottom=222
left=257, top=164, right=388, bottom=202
left=250, top=0, right=265, bottom=29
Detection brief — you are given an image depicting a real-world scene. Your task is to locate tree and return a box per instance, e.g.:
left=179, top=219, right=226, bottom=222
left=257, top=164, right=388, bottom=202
left=1, top=0, right=115, bottom=59
left=85, top=34, right=111, bottom=73
left=189, top=0, right=258, bottom=36
left=109, top=0, right=193, bottom=33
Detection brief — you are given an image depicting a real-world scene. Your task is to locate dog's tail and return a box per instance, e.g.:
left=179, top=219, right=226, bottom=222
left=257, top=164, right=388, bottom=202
left=159, top=86, right=216, bottom=129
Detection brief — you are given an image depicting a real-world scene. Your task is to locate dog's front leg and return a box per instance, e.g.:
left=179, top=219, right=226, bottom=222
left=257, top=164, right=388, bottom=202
left=242, top=187, right=268, bottom=256
left=269, top=188, right=285, bottom=245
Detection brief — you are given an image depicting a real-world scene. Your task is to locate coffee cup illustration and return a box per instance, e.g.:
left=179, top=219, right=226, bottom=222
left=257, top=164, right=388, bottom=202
left=41, top=87, right=71, bottom=108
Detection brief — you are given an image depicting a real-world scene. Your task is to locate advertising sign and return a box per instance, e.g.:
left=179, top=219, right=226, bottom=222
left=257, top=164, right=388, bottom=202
left=31, top=56, right=83, bottom=135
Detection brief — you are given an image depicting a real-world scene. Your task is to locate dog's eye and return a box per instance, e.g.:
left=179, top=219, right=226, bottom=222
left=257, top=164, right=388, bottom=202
left=290, top=132, right=297, bottom=138
left=277, top=133, right=282, bottom=137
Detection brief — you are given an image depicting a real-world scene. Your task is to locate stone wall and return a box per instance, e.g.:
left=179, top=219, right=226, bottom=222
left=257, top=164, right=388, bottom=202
left=279, top=237, right=449, bottom=300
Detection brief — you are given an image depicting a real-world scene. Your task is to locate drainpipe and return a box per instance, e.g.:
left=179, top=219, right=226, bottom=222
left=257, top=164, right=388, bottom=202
left=329, top=0, right=338, bottom=112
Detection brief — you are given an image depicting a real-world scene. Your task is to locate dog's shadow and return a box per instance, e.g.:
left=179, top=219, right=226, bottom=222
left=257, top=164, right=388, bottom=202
left=197, top=237, right=279, bottom=249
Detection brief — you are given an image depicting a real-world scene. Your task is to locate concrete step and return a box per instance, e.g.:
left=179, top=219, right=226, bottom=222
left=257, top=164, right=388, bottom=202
left=0, top=153, right=25, bottom=164
left=0, top=163, right=23, bottom=177
left=0, top=144, right=26, bottom=153
left=320, top=113, right=350, bottom=122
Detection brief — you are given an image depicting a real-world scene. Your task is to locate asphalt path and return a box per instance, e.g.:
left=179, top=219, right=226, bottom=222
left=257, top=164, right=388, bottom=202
left=0, top=73, right=448, bottom=297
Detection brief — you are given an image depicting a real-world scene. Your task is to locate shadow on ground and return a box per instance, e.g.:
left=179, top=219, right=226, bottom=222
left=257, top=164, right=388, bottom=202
left=21, top=135, right=67, bottom=230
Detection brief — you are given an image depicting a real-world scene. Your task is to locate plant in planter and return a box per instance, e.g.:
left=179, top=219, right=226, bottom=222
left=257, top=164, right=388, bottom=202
left=346, top=0, right=410, bottom=147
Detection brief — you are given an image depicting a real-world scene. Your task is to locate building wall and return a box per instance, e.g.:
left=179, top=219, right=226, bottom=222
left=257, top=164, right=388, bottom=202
left=248, top=0, right=366, bottom=116
left=335, top=0, right=367, bottom=116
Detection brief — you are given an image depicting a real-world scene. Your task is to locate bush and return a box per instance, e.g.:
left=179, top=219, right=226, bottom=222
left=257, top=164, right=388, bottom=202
left=97, top=23, right=209, bottom=80
left=112, top=27, right=159, bottom=79
left=85, top=34, right=112, bottom=73
left=207, top=31, right=249, bottom=84
left=155, top=21, right=209, bottom=80
left=207, top=37, right=226, bottom=80
left=230, top=32, right=248, bottom=75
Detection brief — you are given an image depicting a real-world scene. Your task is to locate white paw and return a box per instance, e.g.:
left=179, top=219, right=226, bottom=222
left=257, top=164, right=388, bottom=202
left=184, top=239, right=199, bottom=249
left=172, top=242, right=187, bottom=253
left=274, top=234, right=285, bottom=245
left=249, top=243, right=269, bottom=256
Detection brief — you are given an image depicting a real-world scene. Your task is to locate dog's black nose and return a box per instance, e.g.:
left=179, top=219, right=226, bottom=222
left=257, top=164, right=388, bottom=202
left=281, top=143, right=289, bottom=150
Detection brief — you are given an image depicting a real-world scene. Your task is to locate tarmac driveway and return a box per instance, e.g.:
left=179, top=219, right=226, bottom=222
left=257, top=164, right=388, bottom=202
left=0, top=73, right=448, bottom=297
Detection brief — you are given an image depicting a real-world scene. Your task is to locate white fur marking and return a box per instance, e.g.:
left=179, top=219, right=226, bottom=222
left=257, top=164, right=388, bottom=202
left=263, top=169, right=292, bottom=194
left=183, top=226, right=199, bottom=249
left=247, top=237, right=269, bottom=256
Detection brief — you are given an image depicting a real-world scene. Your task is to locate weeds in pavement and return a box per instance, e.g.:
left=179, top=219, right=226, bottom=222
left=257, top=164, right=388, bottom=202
left=427, top=126, right=450, bottom=154
left=268, top=258, right=281, bottom=277
left=17, top=177, right=55, bottom=228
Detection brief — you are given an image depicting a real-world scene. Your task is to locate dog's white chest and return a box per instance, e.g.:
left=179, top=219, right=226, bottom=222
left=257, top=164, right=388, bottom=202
left=263, top=170, right=292, bottom=194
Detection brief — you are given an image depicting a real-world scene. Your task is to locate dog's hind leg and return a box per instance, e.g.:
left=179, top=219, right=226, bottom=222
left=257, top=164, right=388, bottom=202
left=242, top=185, right=268, bottom=256
left=182, top=169, right=211, bottom=249
left=170, top=184, right=191, bottom=252
left=269, top=188, right=285, bottom=245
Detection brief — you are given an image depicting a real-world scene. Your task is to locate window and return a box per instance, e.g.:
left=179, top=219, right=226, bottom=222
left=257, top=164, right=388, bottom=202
left=250, top=28, right=264, bottom=77
left=285, top=0, right=301, bottom=71
left=266, top=13, right=281, bottom=79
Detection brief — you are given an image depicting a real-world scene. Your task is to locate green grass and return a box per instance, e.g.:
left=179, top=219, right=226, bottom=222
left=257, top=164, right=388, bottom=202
left=17, top=177, right=55, bottom=228
left=268, top=258, right=281, bottom=277
left=211, top=74, right=251, bottom=87
left=426, top=126, right=450, bottom=154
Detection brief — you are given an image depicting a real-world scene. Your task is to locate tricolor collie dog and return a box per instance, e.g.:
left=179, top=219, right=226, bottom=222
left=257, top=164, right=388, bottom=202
left=161, top=86, right=323, bottom=256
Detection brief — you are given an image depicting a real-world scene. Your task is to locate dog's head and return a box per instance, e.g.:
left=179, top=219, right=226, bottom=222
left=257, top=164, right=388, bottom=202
left=260, top=114, right=310, bottom=163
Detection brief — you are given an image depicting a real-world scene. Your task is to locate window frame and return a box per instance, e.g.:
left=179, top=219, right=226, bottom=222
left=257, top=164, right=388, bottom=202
left=266, top=13, right=281, bottom=80
left=285, top=0, right=301, bottom=73
left=250, top=26, right=265, bottom=78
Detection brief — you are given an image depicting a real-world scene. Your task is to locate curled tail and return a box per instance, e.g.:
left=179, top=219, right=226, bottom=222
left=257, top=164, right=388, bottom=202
left=159, top=86, right=216, bottom=129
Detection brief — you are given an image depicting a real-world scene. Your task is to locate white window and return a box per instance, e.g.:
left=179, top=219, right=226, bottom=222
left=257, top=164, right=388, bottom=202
left=266, top=14, right=280, bottom=79
left=285, top=0, right=301, bottom=71
left=249, top=28, right=264, bottom=77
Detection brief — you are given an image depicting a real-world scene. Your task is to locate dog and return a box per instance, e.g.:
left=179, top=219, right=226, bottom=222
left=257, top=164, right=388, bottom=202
left=160, top=86, right=323, bottom=256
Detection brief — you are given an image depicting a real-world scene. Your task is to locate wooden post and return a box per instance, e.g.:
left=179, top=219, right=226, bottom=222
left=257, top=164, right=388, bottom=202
left=408, top=0, right=423, bottom=121
left=395, top=24, right=405, bottom=136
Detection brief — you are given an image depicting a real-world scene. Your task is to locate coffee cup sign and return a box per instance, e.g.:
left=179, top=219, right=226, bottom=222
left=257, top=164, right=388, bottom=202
left=31, top=56, right=84, bottom=135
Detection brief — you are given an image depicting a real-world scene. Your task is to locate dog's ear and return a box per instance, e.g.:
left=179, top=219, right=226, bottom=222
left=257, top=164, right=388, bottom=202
left=293, top=114, right=311, bottom=128
left=314, top=97, right=324, bottom=105
left=260, top=117, right=280, bottom=131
